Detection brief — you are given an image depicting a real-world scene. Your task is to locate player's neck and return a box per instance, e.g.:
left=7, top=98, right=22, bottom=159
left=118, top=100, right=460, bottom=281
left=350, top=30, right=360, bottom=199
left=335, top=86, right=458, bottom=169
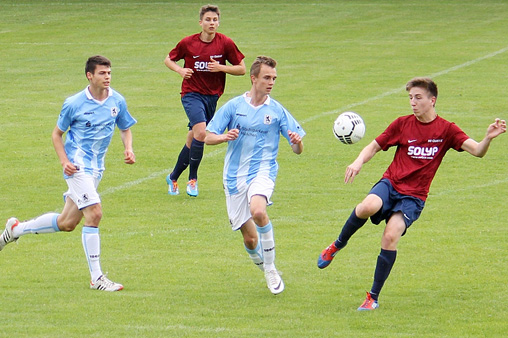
left=200, top=31, right=216, bottom=42
left=88, top=86, right=109, bottom=102
left=247, top=90, right=268, bottom=107
left=416, top=110, right=437, bottom=123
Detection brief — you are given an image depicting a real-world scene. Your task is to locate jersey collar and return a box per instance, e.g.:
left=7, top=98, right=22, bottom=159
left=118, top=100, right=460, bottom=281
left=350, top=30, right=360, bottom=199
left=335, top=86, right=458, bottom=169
left=243, top=92, right=271, bottom=108
left=85, top=86, right=113, bottom=104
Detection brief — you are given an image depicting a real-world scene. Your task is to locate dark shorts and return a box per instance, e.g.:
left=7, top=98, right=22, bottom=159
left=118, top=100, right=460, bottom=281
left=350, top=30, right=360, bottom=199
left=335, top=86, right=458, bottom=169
left=181, top=92, right=219, bottom=129
left=369, top=178, right=425, bottom=230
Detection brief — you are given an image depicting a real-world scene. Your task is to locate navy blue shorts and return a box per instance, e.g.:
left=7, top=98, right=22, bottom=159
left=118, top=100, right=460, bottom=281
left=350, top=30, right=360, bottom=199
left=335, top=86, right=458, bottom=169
left=369, top=178, right=425, bottom=230
left=181, top=92, right=219, bottom=129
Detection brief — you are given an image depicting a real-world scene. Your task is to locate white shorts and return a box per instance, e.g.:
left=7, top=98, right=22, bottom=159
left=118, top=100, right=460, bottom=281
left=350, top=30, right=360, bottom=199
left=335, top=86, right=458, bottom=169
left=225, top=176, right=274, bottom=231
left=64, top=170, right=101, bottom=210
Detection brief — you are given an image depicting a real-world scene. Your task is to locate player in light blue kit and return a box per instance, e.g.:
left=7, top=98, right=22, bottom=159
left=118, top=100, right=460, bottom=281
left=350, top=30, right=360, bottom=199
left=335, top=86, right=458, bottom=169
left=0, top=55, right=136, bottom=291
left=205, top=56, right=305, bottom=294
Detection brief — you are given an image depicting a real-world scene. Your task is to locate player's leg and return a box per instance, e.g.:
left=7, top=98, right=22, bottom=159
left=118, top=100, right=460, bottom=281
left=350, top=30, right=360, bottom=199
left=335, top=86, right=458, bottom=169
left=226, top=187, right=264, bottom=270
left=318, top=193, right=382, bottom=269
left=166, top=130, right=193, bottom=195
left=250, top=195, right=272, bottom=267
left=0, top=189, right=83, bottom=251
left=250, top=193, right=284, bottom=295
left=358, top=212, right=405, bottom=311
left=240, top=218, right=264, bottom=271
left=81, top=203, right=122, bottom=292
left=187, top=121, right=206, bottom=196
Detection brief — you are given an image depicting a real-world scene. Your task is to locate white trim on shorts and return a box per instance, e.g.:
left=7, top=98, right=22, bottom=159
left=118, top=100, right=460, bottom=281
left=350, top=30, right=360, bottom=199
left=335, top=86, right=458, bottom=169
left=225, top=175, right=274, bottom=231
left=64, top=170, right=101, bottom=210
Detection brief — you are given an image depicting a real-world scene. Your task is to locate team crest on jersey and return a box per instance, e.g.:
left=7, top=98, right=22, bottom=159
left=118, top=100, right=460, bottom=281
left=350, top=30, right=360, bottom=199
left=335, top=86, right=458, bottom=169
left=111, top=107, right=119, bottom=117
left=264, top=115, right=272, bottom=125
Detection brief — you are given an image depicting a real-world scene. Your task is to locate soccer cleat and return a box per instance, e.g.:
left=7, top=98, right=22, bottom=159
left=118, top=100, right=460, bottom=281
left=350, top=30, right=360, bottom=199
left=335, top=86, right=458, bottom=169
left=317, top=242, right=340, bottom=269
left=90, top=275, right=124, bottom=292
left=265, top=269, right=285, bottom=295
left=357, top=292, right=379, bottom=311
left=166, top=174, right=179, bottom=195
left=186, top=179, right=198, bottom=197
left=0, top=218, right=20, bottom=251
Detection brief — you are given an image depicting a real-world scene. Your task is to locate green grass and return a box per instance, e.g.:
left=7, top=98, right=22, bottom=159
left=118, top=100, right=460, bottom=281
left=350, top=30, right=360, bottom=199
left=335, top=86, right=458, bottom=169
left=1, top=0, right=508, bottom=337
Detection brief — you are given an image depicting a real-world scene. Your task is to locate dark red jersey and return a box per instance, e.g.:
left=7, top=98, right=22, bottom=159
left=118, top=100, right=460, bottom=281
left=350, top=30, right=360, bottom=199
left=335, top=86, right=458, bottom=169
left=169, top=33, right=244, bottom=97
left=375, top=115, right=469, bottom=201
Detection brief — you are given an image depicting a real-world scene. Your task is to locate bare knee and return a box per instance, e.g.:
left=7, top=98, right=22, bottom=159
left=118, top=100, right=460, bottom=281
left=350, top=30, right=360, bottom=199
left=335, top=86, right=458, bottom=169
left=355, top=202, right=379, bottom=218
left=193, top=130, right=206, bottom=142
left=84, top=209, right=103, bottom=227
left=251, top=209, right=268, bottom=226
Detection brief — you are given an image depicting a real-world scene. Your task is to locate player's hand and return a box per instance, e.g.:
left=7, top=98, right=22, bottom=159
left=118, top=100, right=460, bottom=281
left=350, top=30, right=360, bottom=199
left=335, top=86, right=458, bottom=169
left=288, top=131, right=302, bottom=145
left=208, top=57, right=222, bottom=73
left=179, top=68, right=194, bottom=79
left=486, top=118, right=507, bottom=139
left=344, top=160, right=362, bottom=184
left=124, top=150, right=136, bottom=164
left=225, top=128, right=239, bottom=141
left=62, top=161, right=78, bottom=176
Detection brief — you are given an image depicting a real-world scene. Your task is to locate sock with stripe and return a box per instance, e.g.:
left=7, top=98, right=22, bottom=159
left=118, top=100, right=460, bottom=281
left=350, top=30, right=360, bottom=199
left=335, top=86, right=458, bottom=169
left=257, top=222, right=275, bottom=271
left=82, top=226, right=103, bottom=283
left=245, top=241, right=264, bottom=271
left=12, top=213, right=60, bottom=237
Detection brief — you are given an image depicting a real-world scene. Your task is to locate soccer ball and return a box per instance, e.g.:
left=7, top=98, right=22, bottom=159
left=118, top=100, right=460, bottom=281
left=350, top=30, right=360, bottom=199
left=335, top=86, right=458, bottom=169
left=333, top=112, right=366, bottom=144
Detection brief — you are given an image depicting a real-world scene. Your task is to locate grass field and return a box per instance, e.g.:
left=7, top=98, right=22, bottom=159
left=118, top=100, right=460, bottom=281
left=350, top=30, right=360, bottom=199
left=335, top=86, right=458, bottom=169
left=1, top=0, right=508, bottom=337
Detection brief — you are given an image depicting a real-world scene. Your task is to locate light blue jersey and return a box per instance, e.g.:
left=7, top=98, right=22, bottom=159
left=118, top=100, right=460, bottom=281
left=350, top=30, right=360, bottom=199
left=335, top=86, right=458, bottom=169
left=57, top=86, right=137, bottom=179
left=207, top=93, right=305, bottom=195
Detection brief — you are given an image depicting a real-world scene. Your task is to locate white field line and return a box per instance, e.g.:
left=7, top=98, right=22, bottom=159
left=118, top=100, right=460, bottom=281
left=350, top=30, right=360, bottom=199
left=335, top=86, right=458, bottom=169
left=101, top=46, right=508, bottom=197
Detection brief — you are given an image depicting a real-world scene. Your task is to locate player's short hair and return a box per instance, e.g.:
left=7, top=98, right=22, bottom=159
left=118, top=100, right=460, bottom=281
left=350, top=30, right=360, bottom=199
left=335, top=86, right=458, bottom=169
left=85, top=55, right=111, bottom=75
left=200, top=4, right=220, bottom=20
left=406, top=77, right=438, bottom=99
left=250, top=56, right=277, bottom=78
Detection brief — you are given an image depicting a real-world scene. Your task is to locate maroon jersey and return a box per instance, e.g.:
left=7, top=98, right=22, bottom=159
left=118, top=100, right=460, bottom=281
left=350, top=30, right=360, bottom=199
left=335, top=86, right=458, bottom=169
left=375, top=115, right=469, bottom=201
left=169, top=33, right=244, bottom=97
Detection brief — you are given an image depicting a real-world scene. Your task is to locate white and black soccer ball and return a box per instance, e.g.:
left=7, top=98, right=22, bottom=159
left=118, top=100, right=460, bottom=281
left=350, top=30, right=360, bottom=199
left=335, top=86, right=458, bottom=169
left=333, top=112, right=366, bottom=144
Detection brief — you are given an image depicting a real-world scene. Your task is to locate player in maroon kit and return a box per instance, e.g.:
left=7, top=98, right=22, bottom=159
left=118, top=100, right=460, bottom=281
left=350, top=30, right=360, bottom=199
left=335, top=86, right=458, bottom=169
left=317, top=77, right=506, bottom=310
left=164, top=4, right=245, bottom=197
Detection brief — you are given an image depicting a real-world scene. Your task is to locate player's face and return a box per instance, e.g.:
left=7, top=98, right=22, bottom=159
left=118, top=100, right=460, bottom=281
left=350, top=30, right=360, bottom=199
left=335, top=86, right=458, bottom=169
left=408, top=87, right=436, bottom=119
left=200, top=12, right=219, bottom=34
left=252, top=64, right=277, bottom=96
left=87, top=65, right=111, bottom=91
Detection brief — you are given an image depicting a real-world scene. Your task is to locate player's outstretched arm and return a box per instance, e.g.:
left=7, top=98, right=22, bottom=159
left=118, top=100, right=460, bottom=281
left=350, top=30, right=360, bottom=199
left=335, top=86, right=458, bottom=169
left=205, top=129, right=239, bottom=146
left=345, top=140, right=382, bottom=184
left=461, top=118, right=506, bottom=158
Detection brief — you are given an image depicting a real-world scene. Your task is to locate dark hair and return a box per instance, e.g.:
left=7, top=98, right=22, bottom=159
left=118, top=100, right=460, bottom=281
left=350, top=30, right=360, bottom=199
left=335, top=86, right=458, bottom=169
left=200, top=4, right=220, bottom=20
left=85, top=55, right=111, bottom=75
left=250, top=56, right=277, bottom=78
left=406, top=77, right=438, bottom=99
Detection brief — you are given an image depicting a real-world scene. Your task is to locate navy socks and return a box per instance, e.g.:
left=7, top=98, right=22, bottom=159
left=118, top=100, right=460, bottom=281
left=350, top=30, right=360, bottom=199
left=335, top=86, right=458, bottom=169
left=170, top=144, right=190, bottom=181
left=189, top=138, right=204, bottom=180
left=334, top=208, right=368, bottom=249
left=370, top=248, right=397, bottom=300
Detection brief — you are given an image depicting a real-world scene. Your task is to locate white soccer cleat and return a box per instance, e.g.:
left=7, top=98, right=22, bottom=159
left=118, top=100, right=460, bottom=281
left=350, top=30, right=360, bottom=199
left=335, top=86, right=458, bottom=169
left=265, top=269, right=285, bottom=295
left=0, top=218, right=20, bottom=251
left=90, top=275, right=124, bottom=292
